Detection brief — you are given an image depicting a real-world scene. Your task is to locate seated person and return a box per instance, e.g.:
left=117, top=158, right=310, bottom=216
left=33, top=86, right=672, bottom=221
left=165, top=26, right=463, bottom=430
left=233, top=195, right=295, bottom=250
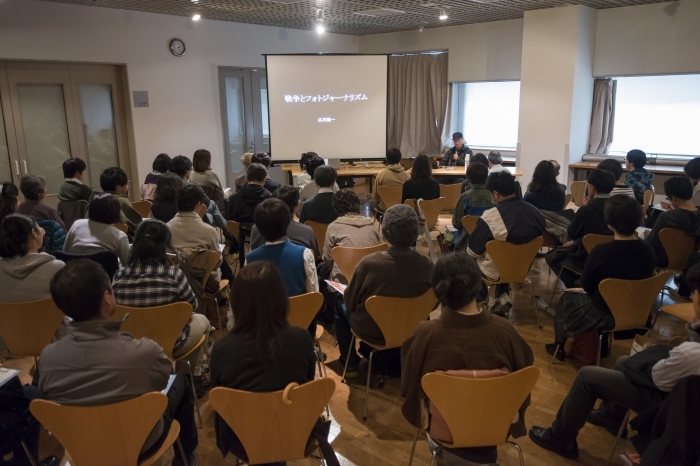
left=250, top=186, right=318, bottom=255
left=0, top=214, right=65, bottom=302
left=100, top=167, right=142, bottom=238
left=58, top=157, right=92, bottom=202
left=523, top=160, right=566, bottom=211
left=460, top=153, right=489, bottom=192
left=151, top=173, right=183, bottom=224
left=251, top=152, right=280, bottom=194
left=17, top=175, right=66, bottom=231
left=487, top=151, right=508, bottom=173
left=338, top=205, right=432, bottom=377
left=440, top=132, right=472, bottom=167
left=547, top=195, right=656, bottom=361
left=451, top=162, right=496, bottom=251
left=467, top=171, right=545, bottom=315
left=298, top=166, right=340, bottom=225
left=63, top=192, right=129, bottom=265
left=646, top=176, right=700, bottom=268
left=1, top=181, right=19, bottom=224
left=597, top=158, right=635, bottom=198
left=684, top=156, right=700, bottom=206
left=624, top=149, right=654, bottom=203
left=169, top=155, right=227, bottom=232
left=38, top=260, right=198, bottom=466
left=531, top=261, right=700, bottom=461
left=210, top=262, right=321, bottom=464
left=546, top=169, right=615, bottom=289
left=246, top=198, right=318, bottom=297
left=168, top=184, right=220, bottom=254
left=401, top=253, right=534, bottom=465
left=112, top=219, right=211, bottom=396
left=401, top=154, right=440, bottom=203
left=234, top=152, right=253, bottom=192
left=373, top=148, right=409, bottom=213
left=298, top=156, right=340, bottom=204
left=296, top=151, right=318, bottom=188
left=550, top=159, right=567, bottom=192
left=191, top=149, right=226, bottom=212
left=140, top=153, right=170, bottom=201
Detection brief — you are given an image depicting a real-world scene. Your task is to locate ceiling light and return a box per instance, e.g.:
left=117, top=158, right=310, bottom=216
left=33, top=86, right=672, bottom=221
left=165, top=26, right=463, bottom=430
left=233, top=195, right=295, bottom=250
left=418, top=24, right=425, bottom=32
left=438, top=9, right=448, bottom=20
left=191, top=0, right=198, bottom=3
left=192, top=13, right=201, bottom=20
left=315, top=9, right=325, bottom=33
left=316, top=24, right=325, bottom=33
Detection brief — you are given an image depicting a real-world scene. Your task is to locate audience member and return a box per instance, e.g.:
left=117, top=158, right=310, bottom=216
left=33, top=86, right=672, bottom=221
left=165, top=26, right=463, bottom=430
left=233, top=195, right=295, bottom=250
left=63, top=192, right=129, bottom=265
left=151, top=172, right=183, bottom=223
left=547, top=195, right=656, bottom=361
left=228, top=163, right=271, bottom=266
left=251, top=152, right=280, bottom=194
left=112, top=219, right=211, bottom=396
left=191, top=149, right=224, bottom=193
left=452, top=162, right=496, bottom=250
left=646, top=176, right=700, bottom=268
left=0, top=181, right=19, bottom=223
left=460, top=153, right=489, bottom=192
left=374, top=148, right=410, bottom=213
left=597, top=158, right=635, bottom=198
left=684, top=157, right=700, bottom=206
left=440, top=132, right=472, bottom=168
left=531, top=259, right=700, bottom=461
left=246, top=198, right=318, bottom=297
left=624, top=149, right=654, bottom=203
left=17, top=175, right=65, bottom=231
left=299, top=165, right=340, bottom=224
left=401, top=154, right=440, bottom=203
left=468, top=171, right=545, bottom=315
left=524, top=160, right=566, bottom=211
left=297, top=152, right=318, bottom=188
left=39, top=260, right=198, bottom=466
left=0, top=214, right=65, bottom=302
left=100, top=167, right=142, bottom=237
left=339, top=205, right=432, bottom=377
left=140, top=153, right=170, bottom=201
left=168, top=184, right=220, bottom=254
left=250, top=186, right=317, bottom=255
left=401, top=253, right=534, bottom=465
left=546, top=169, right=615, bottom=288
left=298, top=156, right=339, bottom=204
left=487, top=151, right=507, bottom=173
left=58, top=157, right=92, bottom=202
left=169, top=155, right=227, bottom=232
left=550, top=159, right=567, bottom=192
left=234, top=152, right=253, bottom=192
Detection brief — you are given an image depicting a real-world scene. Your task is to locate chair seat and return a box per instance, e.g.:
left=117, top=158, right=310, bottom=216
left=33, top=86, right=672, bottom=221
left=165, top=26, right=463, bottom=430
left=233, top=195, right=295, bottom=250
left=660, top=303, right=695, bottom=323
left=560, top=258, right=582, bottom=275
left=219, top=279, right=229, bottom=292
left=315, top=324, right=324, bottom=341
left=350, top=329, right=389, bottom=351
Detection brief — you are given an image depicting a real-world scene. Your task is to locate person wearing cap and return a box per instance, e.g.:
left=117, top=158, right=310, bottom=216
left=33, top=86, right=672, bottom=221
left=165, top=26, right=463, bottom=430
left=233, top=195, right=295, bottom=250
left=440, top=132, right=473, bottom=184
left=337, top=204, right=433, bottom=378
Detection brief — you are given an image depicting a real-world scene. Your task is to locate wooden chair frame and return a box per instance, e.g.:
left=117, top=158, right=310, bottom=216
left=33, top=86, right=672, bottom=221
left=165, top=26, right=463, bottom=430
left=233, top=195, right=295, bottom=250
left=569, top=181, right=587, bottom=207
left=376, top=185, right=404, bottom=211
left=288, top=292, right=327, bottom=378
left=112, top=222, right=128, bottom=234
left=0, top=298, right=64, bottom=368
left=460, top=215, right=479, bottom=235
left=330, top=243, right=388, bottom=283
left=304, top=221, right=328, bottom=258
left=203, top=250, right=229, bottom=332
left=131, top=200, right=152, bottom=219
left=404, top=198, right=446, bottom=232
left=439, top=183, right=462, bottom=213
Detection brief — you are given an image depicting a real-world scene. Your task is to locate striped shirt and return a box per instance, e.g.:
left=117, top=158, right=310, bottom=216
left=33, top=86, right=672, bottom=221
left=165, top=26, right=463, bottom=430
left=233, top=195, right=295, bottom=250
left=651, top=322, right=700, bottom=392
left=610, top=185, right=636, bottom=199
left=112, top=264, right=199, bottom=352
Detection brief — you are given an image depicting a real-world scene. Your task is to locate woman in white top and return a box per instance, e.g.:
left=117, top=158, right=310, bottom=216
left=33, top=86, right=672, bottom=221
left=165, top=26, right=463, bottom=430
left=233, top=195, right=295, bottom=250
left=296, top=152, right=317, bottom=188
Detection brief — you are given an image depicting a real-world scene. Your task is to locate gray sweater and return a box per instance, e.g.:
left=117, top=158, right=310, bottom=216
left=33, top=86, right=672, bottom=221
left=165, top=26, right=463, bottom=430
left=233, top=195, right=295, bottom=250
left=322, top=215, right=382, bottom=283
left=0, top=253, right=65, bottom=302
left=64, top=219, right=130, bottom=265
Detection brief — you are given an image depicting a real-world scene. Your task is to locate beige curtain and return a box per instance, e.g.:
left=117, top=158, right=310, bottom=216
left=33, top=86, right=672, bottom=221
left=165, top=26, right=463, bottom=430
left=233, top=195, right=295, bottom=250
left=388, top=53, right=449, bottom=157
left=588, top=78, right=617, bottom=154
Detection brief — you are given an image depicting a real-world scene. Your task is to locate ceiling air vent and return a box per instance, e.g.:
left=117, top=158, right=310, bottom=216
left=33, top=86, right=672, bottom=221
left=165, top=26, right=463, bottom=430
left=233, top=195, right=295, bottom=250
left=353, top=8, right=406, bottom=17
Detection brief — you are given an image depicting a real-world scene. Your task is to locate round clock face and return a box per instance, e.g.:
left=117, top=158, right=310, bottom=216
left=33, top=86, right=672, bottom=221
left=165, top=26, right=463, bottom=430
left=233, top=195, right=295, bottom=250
left=170, top=39, right=185, bottom=57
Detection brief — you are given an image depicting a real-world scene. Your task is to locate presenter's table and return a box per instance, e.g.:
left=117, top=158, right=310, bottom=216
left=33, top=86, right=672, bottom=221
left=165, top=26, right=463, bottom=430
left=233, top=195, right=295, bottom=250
left=570, top=162, right=685, bottom=181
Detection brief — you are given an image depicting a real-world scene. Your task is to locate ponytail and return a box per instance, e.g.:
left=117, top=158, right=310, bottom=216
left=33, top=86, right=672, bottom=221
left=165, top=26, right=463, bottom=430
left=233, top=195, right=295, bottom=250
left=432, top=253, right=483, bottom=309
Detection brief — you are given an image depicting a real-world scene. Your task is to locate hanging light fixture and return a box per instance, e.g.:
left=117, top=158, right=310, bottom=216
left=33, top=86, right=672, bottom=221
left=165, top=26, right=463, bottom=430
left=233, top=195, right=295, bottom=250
left=438, top=9, right=448, bottom=20
left=315, top=9, right=325, bottom=33
left=192, top=13, right=201, bottom=20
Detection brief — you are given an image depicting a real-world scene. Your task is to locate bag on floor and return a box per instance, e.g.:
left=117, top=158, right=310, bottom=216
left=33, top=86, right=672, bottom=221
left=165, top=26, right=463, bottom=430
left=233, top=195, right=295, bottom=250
left=567, top=330, right=610, bottom=365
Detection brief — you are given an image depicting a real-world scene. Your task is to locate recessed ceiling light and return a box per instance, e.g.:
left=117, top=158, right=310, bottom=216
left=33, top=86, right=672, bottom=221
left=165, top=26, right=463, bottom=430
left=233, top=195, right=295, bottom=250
left=316, top=24, right=325, bottom=33
left=438, top=9, right=448, bottom=20
left=418, top=24, right=425, bottom=32
left=315, top=9, right=324, bottom=34
left=192, top=13, right=201, bottom=20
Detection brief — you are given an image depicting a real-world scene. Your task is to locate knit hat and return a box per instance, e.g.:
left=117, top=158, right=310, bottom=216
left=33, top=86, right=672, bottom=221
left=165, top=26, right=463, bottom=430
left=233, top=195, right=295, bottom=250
left=382, top=204, right=419, bottom=248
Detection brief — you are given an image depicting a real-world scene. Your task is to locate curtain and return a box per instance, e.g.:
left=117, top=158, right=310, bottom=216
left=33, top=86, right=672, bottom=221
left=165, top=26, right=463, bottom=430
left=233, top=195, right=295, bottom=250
left=388, top=53, right=449, bottom=157
left=588, top=78, right=617, bottom=154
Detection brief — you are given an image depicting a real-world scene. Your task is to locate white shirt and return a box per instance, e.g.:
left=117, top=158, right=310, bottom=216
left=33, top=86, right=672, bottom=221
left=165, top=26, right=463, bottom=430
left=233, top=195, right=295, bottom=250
left=65, top=178, right=82, bottom=184
left=245, top=239, right=319, bottom=294
left=489, top=165, right=508, bottom=174
left=651, top=322, right=700, bottom=392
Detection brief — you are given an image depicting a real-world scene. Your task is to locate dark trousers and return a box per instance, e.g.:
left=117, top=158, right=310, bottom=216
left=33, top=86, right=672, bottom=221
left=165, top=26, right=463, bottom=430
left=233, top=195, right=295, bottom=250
left=549, top=262, right=579, bottom=289
left=333, top=294, right=360, bottom=369
left=551, top=356, right=666, bottom=440
left=0, top=383, right=41, bottom=466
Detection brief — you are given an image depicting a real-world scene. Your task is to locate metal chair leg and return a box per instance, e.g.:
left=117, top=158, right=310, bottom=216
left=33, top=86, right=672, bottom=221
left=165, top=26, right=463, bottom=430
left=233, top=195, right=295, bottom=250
left=549, top=267, right=565, bottom=306
left=176, top=437, right=190, bottom=466
left=550, top=342, right=565, bottom=364
left=185, top=360, right=203, bottom=429
left=429, top=450, right=438, bottom=466
left=408, top=427, right=420, bottom=466
left=363, top=349, right=375, bottom=421
left=506, top=441, right=525, bottom=466
left=597, top=333, right=604, bottom=367
left=20, top=441, right=38, bottom=466
left=213, top=296, right=223, bottom=333
left=606, top=410, right=631, bottom=466
left=340, top=334, right=355, bottom=383
left=526, top=280, right=542, bottom=329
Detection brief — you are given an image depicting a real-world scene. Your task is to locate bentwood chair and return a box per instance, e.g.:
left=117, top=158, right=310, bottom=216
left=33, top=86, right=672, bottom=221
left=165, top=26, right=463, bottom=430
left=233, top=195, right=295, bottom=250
left=304, top=221, right=329, bottom=258
left=653, top=302, right=695, bottom=336
left=209, top=379, right=335, bottom=465
left=642, top=189, right=655, bottom=221
left=569, top=181, right=587, bottom=207
left=330, top=243, right=389, bottom=283
left=204, top=250, right=229, bottom=331
left=131, top=200, right=152, bottom=219
left=404, top=198, right=447, bottom=231
left=376, top=185, right=404, bottom=211
left=30, top=393, right=185, bottom=466
left=288, top=292, right=327, bottom=377
left=439, top=184, right=462, bottom=213
left=460, top=215, right=480, bottom=235
left=657, top=228, right=696, bottom=301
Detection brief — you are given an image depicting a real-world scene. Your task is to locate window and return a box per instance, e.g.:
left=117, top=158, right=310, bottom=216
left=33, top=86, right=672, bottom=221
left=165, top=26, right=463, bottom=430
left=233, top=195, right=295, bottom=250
left=609, top=74, right=700, bottom=158
left=451, top=81, right=520, bottom=150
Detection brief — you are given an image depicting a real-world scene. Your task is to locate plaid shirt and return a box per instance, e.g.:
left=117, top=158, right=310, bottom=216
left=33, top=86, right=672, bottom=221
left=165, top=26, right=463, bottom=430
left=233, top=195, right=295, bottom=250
left=112, top=264, right=199, bottom=352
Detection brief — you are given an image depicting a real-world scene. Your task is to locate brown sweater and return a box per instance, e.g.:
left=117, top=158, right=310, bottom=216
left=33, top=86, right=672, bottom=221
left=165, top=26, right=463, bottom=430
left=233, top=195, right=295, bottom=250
left=18, top=200, right=66, bottom=231
left=401, top=308, right=534, bottom=438
left=344, top=246, right=433, bottom=346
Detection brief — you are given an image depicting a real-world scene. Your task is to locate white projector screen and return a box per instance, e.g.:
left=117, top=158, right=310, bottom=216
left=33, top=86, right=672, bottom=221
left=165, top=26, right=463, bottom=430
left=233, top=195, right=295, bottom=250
left=266, top=54, right=388, bottom=160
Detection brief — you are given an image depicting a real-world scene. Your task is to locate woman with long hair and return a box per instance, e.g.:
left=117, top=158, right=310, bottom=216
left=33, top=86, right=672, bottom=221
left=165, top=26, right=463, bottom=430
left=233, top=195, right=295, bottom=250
left=524, top=160, right=566, bottom=211
left=401, top=154, right=440, bottom=203
left=151, top=172, right=183, bottom=223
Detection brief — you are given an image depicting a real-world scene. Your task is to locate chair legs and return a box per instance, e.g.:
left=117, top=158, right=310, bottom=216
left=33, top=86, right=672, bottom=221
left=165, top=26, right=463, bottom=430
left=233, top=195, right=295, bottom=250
left=363, top=349, right=376, bottom=421
left=408, top=427, right=420, bottom=466
left=176, top=438, right=190, bottom=466
left=20, top=441, right=38, bottom=466
left=340, top=334, right=355, bottom=383
left=505, top=441, right=525, bottom=466
left=549, top=267, right=565, bottom=306
left=525, top=279, right=542, bottom=329
left=606, top=409, right=631, bottom=466
left=549, top=342, right=565, bottom=365
left=184, top=360, right=203, bottom=429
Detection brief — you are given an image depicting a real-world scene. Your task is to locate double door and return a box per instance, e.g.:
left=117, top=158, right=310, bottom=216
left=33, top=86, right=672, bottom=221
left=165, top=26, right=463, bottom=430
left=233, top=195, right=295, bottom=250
left=0, top=61, right=131, bottom=205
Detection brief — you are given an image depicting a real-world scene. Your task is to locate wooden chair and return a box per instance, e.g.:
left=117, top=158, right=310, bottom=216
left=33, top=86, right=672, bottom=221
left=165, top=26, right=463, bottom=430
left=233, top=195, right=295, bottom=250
left=112, top=302, right=205, bottom=428
left=209, top=378, right=335, bottom=465
left=484, top=237, right=544, bottom=328
left=376, top=185, right=404, bottom=211
left=439, top=184, right=462, bottom=213
left=203, top=250, right=230, bottom=332
left=404, top=197, right=447, bottom=231
left=330, top=243, right=388, bottom=282
left=642, top=189, right=655, bottom=219
left=0, top=298, right=64, bottom=368
left=341, top=289, right=437, bottom=420
left=542, top=231, right=558, bottom=249
left=57, top=199, right=89, bottom=231
left=304, top=221, right=328, bottom=257
left=196, top=203, right=206, bottom=219
left=131, top=200, right=152, bottom=219
left=659, top=228, right=695, bottom=272
left=653, top=302, right=695, bottom=336
left=565, top=193, right=572, bottom=206
left=460, top=215, right=480, bottom=235
left=112, top=222, right=128, bottom=234
left=569, top=181, right=587, bottom=207
left=288, top=292, right=327, bottom=377
left=409, top=367, right=540, bottom=466
left=226, top=220, right=240, bottom=241
left=30, top=392, right=184, bottom=466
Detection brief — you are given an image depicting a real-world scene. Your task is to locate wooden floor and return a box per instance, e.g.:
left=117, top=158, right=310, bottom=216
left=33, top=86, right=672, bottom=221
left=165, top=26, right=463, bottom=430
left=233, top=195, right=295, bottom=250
left=3, top=187, right=690, bottom=466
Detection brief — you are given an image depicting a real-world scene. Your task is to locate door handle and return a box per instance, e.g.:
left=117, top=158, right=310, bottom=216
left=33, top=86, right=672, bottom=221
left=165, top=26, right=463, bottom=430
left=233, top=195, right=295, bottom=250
left=22, top=161, right=27, bottom=174
left=14, top=161, right=19, bottom=175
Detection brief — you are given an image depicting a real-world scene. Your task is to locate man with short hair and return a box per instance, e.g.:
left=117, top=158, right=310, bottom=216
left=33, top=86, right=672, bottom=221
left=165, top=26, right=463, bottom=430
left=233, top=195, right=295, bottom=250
left=299, top=156, right=339, bottom=204
left=58, top=157, right=92, bottom=202
left=169, top=155, right=227, bottom=232
left=250, top=152, right=281, bottom=194
left=299, top=165, right=340, bottom=224
left=38, top=259, right=198, bottom=466
left=684, top=157, right=700, bottom=206
left=440, top=132, right=473, bottom=167
left=373, top=148, right=410, bottom=213
left=468, top=171, right=546, bottom=315
left=168, top=184, right=220, bottom=254
left=487, top=151, right=507, bottom=173
left=597, top=158, right=635, bottom=198
left=249, top=186, right=318, bottom=255
left=550, top=159, right=567, bottom=192
left=100, top=167, right=142, bottom=237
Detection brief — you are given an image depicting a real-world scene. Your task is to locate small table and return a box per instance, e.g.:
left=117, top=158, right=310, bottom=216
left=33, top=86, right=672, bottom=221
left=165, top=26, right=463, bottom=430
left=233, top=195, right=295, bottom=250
left=570, top=162, right=685, bottom=181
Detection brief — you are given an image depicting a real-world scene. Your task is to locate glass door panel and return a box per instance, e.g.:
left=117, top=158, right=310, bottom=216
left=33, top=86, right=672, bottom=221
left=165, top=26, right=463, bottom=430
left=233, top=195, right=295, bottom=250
left=224, top=76, right=248, bottom=173
left=258, top=76, right=270, bottom=154
left=78, top=84, right=119, bottom=188
left=0, top=98, right=13, bottom=182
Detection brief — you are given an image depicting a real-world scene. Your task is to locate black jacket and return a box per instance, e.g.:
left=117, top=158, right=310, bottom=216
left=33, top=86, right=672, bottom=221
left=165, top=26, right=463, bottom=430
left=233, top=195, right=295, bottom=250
left=298, top=192, right=338, bottom=225
left=646, top=208, right=700, bottom=268
left=227, top=184, right=271, bottom=230
left=264, top=179, right=281, bottom=194
left=440, top=146, right=473, bottom=167
left=567, top=195, right=613, bottom=269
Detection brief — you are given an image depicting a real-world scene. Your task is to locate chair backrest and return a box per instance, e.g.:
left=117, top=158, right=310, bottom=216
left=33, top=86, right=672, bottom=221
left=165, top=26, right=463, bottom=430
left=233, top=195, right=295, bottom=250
left=582, top=233, right=614, bottom=253
left=209, top=378, right=335, bottom=465
left=542, top=231, right=558, bottom=249
left=642, top=189, right=655, bottom=217
left=226, top=220, right=241, bottom=240
left=304, top=221, right=328, bottom=255
left=111, top=302, right=192, bottom=359
left=377, top=185, right=403, bottom=210
left=130, top=200, right=152, bottom=219
left=565, top=193, right=572, bottom=206
left=0, top=298, right=64, bottom=358
left=439, top=184, right=462, bottom=213
left=404, top=197, right=447, bottom=231
left=196, top=203, right=207, bottom=219
left=203, top=250, right=221, bottom=288
left=53, top=250, right=120, bottom=280
left=364, top=288, right=436, bottom=349
left=460, top=215, right=480, bottom=235
left=599, top=272, right=671, bottom=332
left=57, top=199, right=89, bottom=231
left=569, top=181, right=587, bottom=207
left=30, top=392, right=170, bottom=466
left=112, top=222, right=128, bottom=234
left=421, top=367, right=540, bottom=448
left=485, top=237, right=543, bottom=284
left=331, top=243, right=389, bottom=282
left=400, top=158, right=415, bottom=171
left=659, top=228, right=696, bottom=271
left=288, top=292, right=324, bottom=330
